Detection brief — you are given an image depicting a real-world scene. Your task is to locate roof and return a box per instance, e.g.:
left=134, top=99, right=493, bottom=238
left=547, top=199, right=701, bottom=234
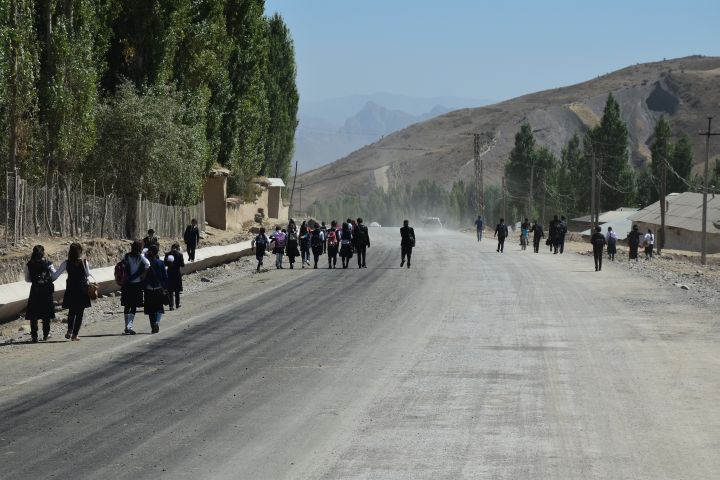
left=628, top=192, right=720, bottom=233
left=267, top=178, right=285, bottom=188
left=572, top=207, right=638, bottom=223
left=581, top=218, right=634, bottom=237
left=207, top=166, right=231, bottom=177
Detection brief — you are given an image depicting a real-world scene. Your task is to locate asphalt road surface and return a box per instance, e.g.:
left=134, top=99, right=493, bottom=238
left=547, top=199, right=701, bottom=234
left=1, top=228, right=719, bottom=479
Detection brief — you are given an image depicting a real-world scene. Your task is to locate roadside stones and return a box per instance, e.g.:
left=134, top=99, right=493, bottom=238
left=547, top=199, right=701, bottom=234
left=681, top=285, right=690, bottom=290
left=201, top=277, right=212, bottom=283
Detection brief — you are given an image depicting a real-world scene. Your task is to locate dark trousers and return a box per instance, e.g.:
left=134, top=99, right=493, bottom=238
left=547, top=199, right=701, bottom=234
left=67, top=308, right=85, bottom=336
left=594, top=248, right=603, bottom=271
left=168, top=290, right=180, bottom=308
left=30, top=318, right=51, bottom=340
left=186, top=243, right=196, bottom=261
left=497, top=237, right=505, bottom=252
left=533, top=238, right=541, bottom=253
left=356, top=246, right=367, bottom=267
left=477, top=229, right=482, bottom=242
left=559, top=236, right=566, bottom=254
left=401, top=246, right=413, bottom=266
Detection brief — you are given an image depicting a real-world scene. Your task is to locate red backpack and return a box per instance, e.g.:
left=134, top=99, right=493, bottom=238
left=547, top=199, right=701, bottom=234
left=327, top=229, right=338, bottom=247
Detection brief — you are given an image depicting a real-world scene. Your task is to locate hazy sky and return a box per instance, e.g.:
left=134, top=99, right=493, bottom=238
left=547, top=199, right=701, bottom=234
left=264, top=0, right=719, bottom=105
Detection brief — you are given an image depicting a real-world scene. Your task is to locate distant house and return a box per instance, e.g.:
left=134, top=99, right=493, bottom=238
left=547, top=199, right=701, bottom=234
left=203, top=170, right=288, bottom=231
left=628, top=192, right=720, bottom=253
left=569, top=207, right=639, bottom=236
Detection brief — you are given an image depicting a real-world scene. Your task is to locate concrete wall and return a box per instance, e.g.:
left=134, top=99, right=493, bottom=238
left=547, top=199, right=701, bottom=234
left=635, top=222, right=720, bottom=253
left=224, top=188, right=288, bottom=231
left=268, top=187, right=281, bottom=219
left=204, top=176, right=228, bottom=230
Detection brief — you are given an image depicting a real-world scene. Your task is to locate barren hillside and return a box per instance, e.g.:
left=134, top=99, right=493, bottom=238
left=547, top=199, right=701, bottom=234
left=297, top=55, right=720, bottom=206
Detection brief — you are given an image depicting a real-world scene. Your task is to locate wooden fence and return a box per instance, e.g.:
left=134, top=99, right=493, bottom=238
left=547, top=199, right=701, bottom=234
left=3, top=171, right=204, bottom=245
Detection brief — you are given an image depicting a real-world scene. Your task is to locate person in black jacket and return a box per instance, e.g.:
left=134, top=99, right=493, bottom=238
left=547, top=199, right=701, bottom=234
left=24, top=245, right=58, bottom=342
left=590, top=226, right=606, bottom=272
left=183, top=219, right=200, bottom=262
left=354, top=218, right=370, bottom=268
left=532, top=221, right=544, bottom=254
left=494, top=218, right=509, bottom=253
left=627, top=224, right=641, bottom=261
left=400, top=220, right=415, bottom=268
left=164, top=243, right=185, bottom=310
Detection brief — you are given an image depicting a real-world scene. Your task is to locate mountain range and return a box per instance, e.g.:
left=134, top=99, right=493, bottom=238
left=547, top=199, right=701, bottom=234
left=296, top=55, right=720, bottom=207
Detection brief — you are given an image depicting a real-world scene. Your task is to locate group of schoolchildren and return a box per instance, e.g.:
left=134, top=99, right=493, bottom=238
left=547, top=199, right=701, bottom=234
left=23, top=219, right=201, bottom=343
left=251, top=218, right=372, bottom=271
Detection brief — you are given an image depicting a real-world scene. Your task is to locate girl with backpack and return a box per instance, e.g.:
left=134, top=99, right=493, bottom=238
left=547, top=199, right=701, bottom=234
left=120, top=240, right=150, bottom=335
left=24, top=245, right=59, bottom=342
left=310, top=222, right=325, bottom=269
left=164, top=243, right=185, bottom=310
left=339, top=222, right=354, bottom=269
left=55, top=243, right=93, bottom=341
left=252, top=227, right=270, bottom=272
left=144, top=245, right=168, bottom=333
left=326, top=220, right=339, bottom=269
left=299, top=221, right=311, bottom=268
left=270, top=226, right=287, bottom=269
left=606, top=226, right=618, bottom=261
left=286, top=220, right=300, bottom=269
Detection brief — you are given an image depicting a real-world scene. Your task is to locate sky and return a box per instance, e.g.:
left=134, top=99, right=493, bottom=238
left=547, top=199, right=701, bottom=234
left=264, top=0, right=720, bottom=106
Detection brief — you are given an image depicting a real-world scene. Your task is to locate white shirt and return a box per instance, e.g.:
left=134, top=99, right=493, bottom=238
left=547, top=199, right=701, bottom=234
left=125, top=254, right=150, bottom=283
left=644, top=233, right=655, bottom=245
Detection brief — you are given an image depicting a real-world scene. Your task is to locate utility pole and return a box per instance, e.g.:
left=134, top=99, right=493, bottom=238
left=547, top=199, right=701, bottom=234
left=528, top=163, right=535, bottom=219
left=590, top=150, right=596, bottom=225
left=288, top=161, right=298, bottom=215
left=473, top=134, right=484, bottom=217
left=596, top=156, right=602, bottom=225
left=541, top=175, right=547, bottom=227
left=298, top=183, right=303, bottom=216
left=658, top=148, right=667, bottom=255
left=699, top=117, right=720, bottom=266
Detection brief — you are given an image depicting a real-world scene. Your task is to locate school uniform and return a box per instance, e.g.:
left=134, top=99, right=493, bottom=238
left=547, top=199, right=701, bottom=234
left=400, top=226, right=415, bottom=267
left=25, top=260, right=56, bottom=341
left=144, top=258, right=168, bottom=332
left=184, top=225, right=200, bottom=261
left=57, top=260, right=92, bottom=337
left=164, top=249, right=185, bottom=309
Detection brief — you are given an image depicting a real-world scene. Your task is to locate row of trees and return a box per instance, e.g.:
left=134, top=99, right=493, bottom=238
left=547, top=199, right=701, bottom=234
left=0, top=0, right=298, bottom=204
left=505, top=94, right=697, bottom=224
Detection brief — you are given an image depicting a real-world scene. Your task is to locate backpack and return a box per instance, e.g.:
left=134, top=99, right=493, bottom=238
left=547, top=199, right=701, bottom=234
left=255, top=234, right=268, bottom=248
left=311, top=229, right=322, bottom=248
left=408, top=231, right=416, bottom=247
left=327, top=229, right=338, bottom=247
left=288, top=229, right=297, bottom=242
left=593, top=235, right=605, bottom=247
left=114, top=259, right=128, bottom=286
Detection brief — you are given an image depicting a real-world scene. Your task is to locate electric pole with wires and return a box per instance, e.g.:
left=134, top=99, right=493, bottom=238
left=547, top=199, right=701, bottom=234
left=699, top=117, right=720, bottom=266
left=474, top=133, right=484, bottom=218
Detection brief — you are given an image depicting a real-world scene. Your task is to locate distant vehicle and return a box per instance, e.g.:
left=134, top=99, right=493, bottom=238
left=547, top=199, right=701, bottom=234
left=368, top=222, right=381, bottom=228
left=421, top=217, right=443, bottom=229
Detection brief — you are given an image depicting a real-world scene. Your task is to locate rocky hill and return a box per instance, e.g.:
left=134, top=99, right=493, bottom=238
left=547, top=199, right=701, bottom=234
left=297, top=56, right=720, bottom=206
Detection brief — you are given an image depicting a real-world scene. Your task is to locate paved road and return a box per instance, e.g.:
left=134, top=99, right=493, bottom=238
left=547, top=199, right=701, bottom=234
left=1, top=228, right=719, bottom=479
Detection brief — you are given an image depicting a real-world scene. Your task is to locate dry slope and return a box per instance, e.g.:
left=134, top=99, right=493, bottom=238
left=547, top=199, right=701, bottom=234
left=298, top=55, right=720, bottom=206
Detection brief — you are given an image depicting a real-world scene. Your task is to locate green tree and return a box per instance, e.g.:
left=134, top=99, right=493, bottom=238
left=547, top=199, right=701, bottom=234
left=263, top=13, right=298, bottom=182
left=505, top=123, right=536, bottom=217
left=669, top=134, right=693, bottom=194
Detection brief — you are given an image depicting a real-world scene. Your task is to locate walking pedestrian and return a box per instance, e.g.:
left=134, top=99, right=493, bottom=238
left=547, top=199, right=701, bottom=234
left=164, top=243, right=184, bottom=310
left=24, top=245, right=58, bottom=342
left=251, top=227, right=270, bottom=272
left=120, top=240, right=150, bottom=335
left=311, top=222, right=325, bottom=269
left=474, top=215, right=484, bottom=242
left=591, top=226, right=606, bottom=272
left=299, top=221, right=310, bottom=268
left=400, top=220, right=415, bottom=268
left=142, top=229, right=159, bottom=250
left=320, top=221, right=328, bottom=254
left=627, top=225, right=641, bottom=261
left=183, top=219, right=200, bottom=262
left=494, top=218, right=508, bottom=253
left=326, top=220, right=339, bottom=268
left=55, top=243, right=93, bottom=341
left=143, top=245, right=167, bottom=334
left=644, top=228, right=655, bottom=260
left=559, top=216, right=568, bottom=254
left=285, top=219, right=300, bottom=269
left=270, top=226, right=287, bottom=269
left=354, top=218, right=370, bottom=268
left=532, top=221, right=544, bottom=253
left=606, top=226, right=618, bottom=261
left=549, top=215, right=561, bottom=254
left=520, top=218, right=530, bottom=251
left=339, top=222, right=354, bottom=269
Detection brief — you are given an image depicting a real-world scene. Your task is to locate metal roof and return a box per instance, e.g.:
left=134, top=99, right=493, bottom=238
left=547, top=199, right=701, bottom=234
left=572, top=207, right=638, bottom=223
left=628, top=192, right=720, bottom=233
left=266, top=178, right=286, bottom=188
